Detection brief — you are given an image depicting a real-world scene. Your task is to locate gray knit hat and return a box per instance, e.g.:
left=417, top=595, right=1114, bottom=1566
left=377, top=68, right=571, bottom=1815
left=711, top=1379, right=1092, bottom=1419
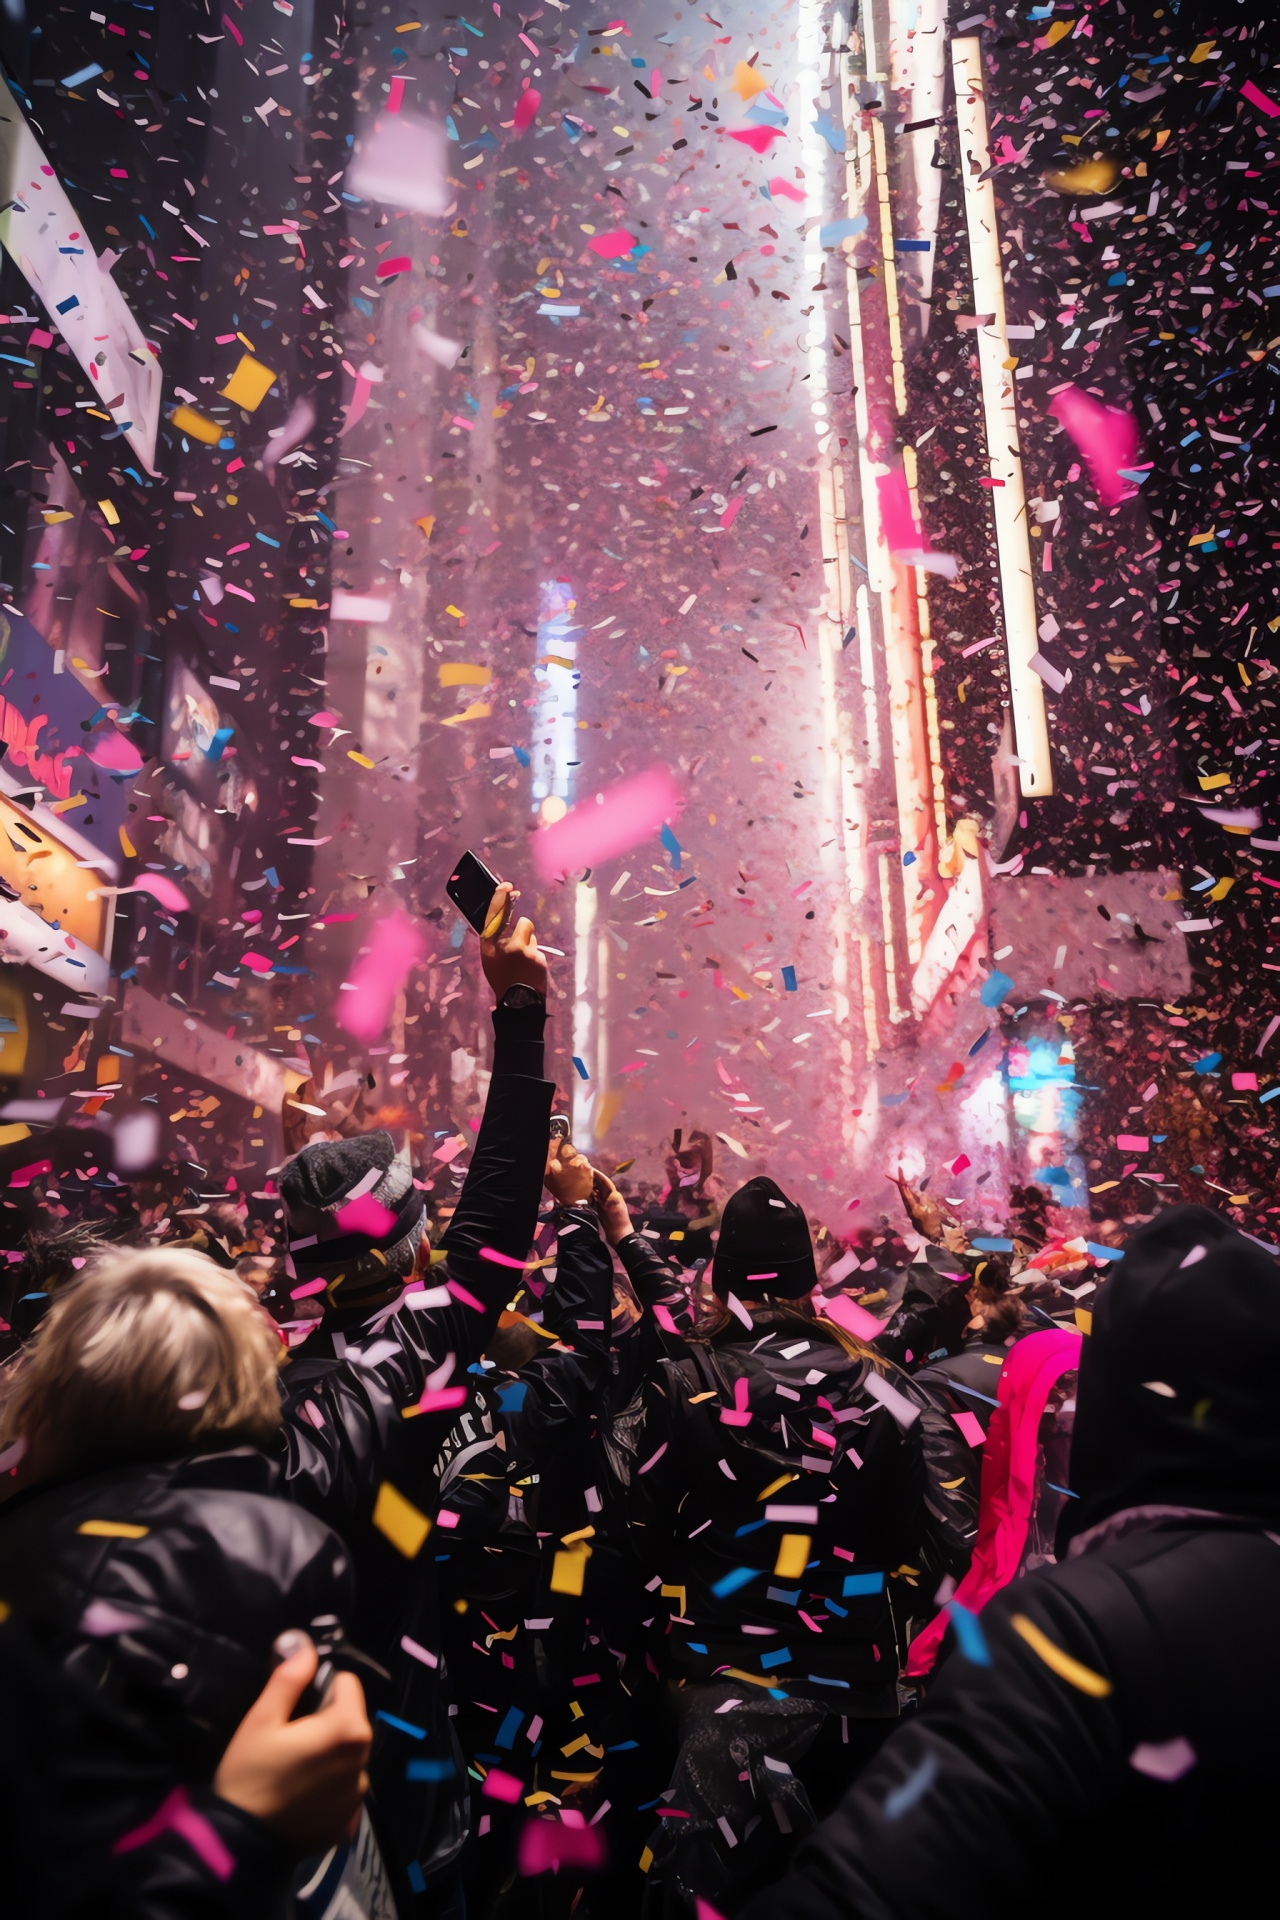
left=279, top=1130, right=424, bottom=1307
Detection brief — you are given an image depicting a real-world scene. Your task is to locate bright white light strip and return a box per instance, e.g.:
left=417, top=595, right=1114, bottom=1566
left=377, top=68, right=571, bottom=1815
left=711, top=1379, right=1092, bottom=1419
left=572, top=879, right=595, bottom=1146
left=798, top=0, right=867, bottom=1109
left=529, top=580, right=579, bottom=815
left=0, top=74, right=161, bottom=472
left=951, top=38, right=1052, bottom=799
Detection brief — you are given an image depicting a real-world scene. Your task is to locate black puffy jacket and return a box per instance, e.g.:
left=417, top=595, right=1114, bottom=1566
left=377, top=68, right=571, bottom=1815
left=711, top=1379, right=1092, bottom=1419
left=0, top=1445, right=354, bottom=1783
left=743, top=1205, right=1280, bottom=1920
left=617, top=1234, right=926, bottom=1708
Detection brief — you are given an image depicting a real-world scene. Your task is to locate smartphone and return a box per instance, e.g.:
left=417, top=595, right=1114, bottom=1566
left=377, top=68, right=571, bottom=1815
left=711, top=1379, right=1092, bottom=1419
left=446, top=849, right=501, bottom=934
left=550, top=1115, right=572, bottom=1142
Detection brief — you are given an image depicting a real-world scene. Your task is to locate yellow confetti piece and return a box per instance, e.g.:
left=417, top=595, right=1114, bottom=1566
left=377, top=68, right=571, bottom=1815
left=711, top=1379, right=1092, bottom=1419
left=1198, top=773, right=1230, bottom=790
left=550, top=1540, right=591, bottom=1595
left=119, top=824, right=137, bottom=859
left=49, top=793, right=87, bottom=813
left=42, top=509, right=73, bottom=525
left=689, top=1391, right=718, bottom=1404
left=78, top=1520, right=149, bottom=1539
left=550, top=1768, right=601, bottom=1783
left=372, top=1481, right=432, bottom=1559
left=438, top=662, right=492, bottom=687
left=97, top=498, right=120, bottom=526
left=1189, top=39, right=1215, bottom=61
left=773, top=1533, right=811, bottom=1581
left=1075, top=1309, right=1093, bottom=1336
left=415, top=514, right=436, bottom=540
left=756, top=1472, right=798, bottom=1503
left=1207, top=876, right=1234, bottom=902
left=1043, top=155, right=1119, bottom=197
left=640, top=1847, right=655, bottom=1875
left=1040, top=18, right=1075, bottom=45
left=220, top=353, right=277, bottom=412
left=1090, top=1181, right=1120, bottom=1193
left=445, top=603, right=466, bottom=619
left=939, top=1478, right=966, bottom=1490
left=170, top=403, right=223, bottom=445
left=1010, top=1613, right=1112, bottom=1697
left=441, top=700, right=492, bottom=727
left=560, top=1525, right=596, bottom=1547
left=660, top=1583, right=687, bottom=1616
left=723, top=1666, right=785, bottom=1689
left=347, top=750, right=376, bottom=769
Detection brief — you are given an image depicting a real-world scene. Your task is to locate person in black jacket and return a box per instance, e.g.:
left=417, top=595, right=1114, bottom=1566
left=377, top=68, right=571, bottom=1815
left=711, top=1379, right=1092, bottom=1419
left=0, top=1605, right=371, bottom=1920
left=591, top=1172, right=926, bottom=1919
left=741, top=1203, right=1280, bottom=1920
left=0, top=884, right=556, bottom=1918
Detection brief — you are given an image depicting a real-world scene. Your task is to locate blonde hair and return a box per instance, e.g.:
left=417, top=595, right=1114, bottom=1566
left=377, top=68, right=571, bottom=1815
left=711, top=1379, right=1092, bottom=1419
left=0, top=1247, right=283, bottom=1481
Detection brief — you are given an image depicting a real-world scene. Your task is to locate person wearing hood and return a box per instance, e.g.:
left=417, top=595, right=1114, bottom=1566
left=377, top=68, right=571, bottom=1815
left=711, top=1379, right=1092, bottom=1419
left=591, top=1172, right=926, bottom=1919
left=741, top=1203, right=1280, bottom=1920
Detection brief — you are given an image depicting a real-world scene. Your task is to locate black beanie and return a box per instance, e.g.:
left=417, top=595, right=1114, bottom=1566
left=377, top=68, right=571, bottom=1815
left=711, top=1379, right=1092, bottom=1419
left=712, top=1176, right=817, bottom=1301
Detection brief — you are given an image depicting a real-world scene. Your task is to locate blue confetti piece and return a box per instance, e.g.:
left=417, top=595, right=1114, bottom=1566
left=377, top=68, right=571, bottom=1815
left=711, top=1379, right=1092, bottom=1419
left=759, top=1646, right=792, bottom=1670
left=377, top=1710, right=426, bottom=1740
left=406, top=1861, right=427, bottom=1892
left=885, top=1751, right=938, bottom=1819
left=572, top=1055, right=590, bottom=1080
left=1192, top=1053, right=1222, bottom=1073
left=812, top=111, right=846, bottom=153
left=895, top=238, right=932, bottom=252
left=661, top=822, right=683, bottom=869
left=204, top=726, right=235, bottom=763
left=980, top=969, right=1014, bottom=1008
left=781, top=965, right=797, bottom=992
left=947, top=1601, right=991, bottom=1666
left=495, top=1706, right=523, bottom=1750
left=968, top=1029, right=992, bottom=1058
left=841, top=1571, right=884, bottom=1596
left=711, top=1566, right=760, bottom=1599
left=971, top=1236, right=1014, bottom=1253
left=62, top=62, right=105, bottom=86
left=513, top=745, right=531, bottom=766
left=496, top=1380, right=527, bottom=1413
left=1260, top=1088, right=1280, bottom=1104
left=1085, top=1242, right=1123, bottom=1263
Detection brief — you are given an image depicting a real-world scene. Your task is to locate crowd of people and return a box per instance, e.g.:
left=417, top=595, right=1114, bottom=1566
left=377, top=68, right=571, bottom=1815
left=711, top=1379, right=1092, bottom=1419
left=0, top=885, right=1275, bottom=1920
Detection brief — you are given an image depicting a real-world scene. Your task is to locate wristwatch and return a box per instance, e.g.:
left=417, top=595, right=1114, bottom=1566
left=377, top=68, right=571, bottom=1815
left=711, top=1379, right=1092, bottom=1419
left=499, top=983, right=545, bottom=1009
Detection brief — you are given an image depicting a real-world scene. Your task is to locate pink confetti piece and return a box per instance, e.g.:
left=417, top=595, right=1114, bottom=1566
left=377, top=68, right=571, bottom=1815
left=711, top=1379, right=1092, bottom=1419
left=1046, top=384, right=1140, bottom=509
left=532, top=766, right=682, bottom=878
left=478, top=1247, right=529, bottom=1270
left=85, top=729, right=144, bottom=774
left=953, top=1410, right=987, bottom=1448
left=481, top=1767, right=524, bottom=1804
left=1130, top=1737, right=1196, bottom=1781
left=720, top=1376, right=751, bottom=1426
left=241, top=951, right=274, bottom=975
left=517, top=1816, right=606, bottom=1875
left=338, top=910, right=425, bottom=1043
left=726, top=124, right=783, bottom=152
left=130, top=873, right=190, bottom=913
left=1241, top=78, right=1280, bottom=118
left=447, top=1278, right=486, bottom=1312
left=114, top=1787, right=234, bottom=1881
left=416, top=1386, right=469, bottom=1414
left=1115, top=1134, right=1149, bottom=1152
left=819, top=1292, right=886, bottom=1342
left=587, top=227, right=638, bottom=259
left=767, top=175, right=805, bottom=202
left=513, top=86, right=541, bottom=133
left=334, top=1192, right=398, bottom=1237
left=638, top=1441, right=668, bottom=1474
left=290, top=1278, right=328, bottom=1300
